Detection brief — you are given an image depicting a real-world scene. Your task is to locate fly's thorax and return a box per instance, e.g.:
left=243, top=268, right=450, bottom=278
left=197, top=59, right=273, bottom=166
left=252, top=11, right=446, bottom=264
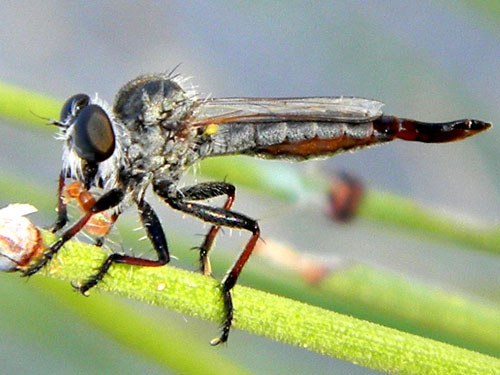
left=119, top=105, right=195, bottom=173
left=112, top=74, right=203, bottom=183
left=113, top=74, right=197, bottom=132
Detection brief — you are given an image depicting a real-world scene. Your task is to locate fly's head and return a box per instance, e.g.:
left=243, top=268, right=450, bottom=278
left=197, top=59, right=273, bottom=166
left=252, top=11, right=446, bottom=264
left=55, top=93, right=127, bottom=191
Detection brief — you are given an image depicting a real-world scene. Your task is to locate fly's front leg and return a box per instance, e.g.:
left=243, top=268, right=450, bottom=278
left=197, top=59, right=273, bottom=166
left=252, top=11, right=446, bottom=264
left=154, top=180, right=260, bottom=345
left=180, top=182, right=236, bottom=275
left=51, top=172, right=68, bottom=233
left=22, top=189, right=125, bottom=277
left=76, top=198, right=170, bottom=294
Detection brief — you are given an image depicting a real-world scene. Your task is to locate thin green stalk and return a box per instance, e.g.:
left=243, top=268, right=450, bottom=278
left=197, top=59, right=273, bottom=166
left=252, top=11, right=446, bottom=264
left=226, top=254, right=500, bottom=357
left=28, top=276, right=248, bottom=375
left=319, top=264, right=500, bottom=356
left=36, top=231, right=500, bottom=375
left=359, top=190, right=500, bottom=256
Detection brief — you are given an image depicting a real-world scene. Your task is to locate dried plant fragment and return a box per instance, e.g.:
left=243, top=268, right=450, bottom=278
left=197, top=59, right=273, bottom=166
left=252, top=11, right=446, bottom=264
left=0, top=204, right=44, bottom=272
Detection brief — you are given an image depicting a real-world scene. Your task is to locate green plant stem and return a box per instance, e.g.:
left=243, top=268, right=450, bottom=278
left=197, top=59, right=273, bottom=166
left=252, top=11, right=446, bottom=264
left=359, top=190, right=500, bottom=256
left=229, top=253, right=500, bottom=357
left=36, top=231, right=500, bottom=375
left=319, top=264, right=500, bottom=356
left=27, top=276, right=248, bottom=375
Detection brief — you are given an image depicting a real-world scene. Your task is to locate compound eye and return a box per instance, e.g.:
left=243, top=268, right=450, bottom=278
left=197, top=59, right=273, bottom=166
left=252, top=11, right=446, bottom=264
left=60, top=93, right=90, bottom=123
left=73, top=104, right=115, bottom=163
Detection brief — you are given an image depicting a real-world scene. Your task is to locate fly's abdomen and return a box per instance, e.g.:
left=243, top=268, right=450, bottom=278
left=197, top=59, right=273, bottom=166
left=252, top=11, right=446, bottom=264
left=204, top=121, right=385, bottom=160
left=202, top=116, right=490, bottom=160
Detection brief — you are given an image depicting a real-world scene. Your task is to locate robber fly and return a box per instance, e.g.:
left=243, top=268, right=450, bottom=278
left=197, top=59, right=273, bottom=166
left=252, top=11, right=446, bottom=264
left=22, top=72, right=491, bottom=345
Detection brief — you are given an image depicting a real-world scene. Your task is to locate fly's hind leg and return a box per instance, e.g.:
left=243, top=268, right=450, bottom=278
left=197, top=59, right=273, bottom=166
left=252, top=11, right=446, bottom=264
left=76, top=198, right=170, bottom=294
left=155, top=180, right=259, bottom=345
left=179, top=182, right=236, bottom=275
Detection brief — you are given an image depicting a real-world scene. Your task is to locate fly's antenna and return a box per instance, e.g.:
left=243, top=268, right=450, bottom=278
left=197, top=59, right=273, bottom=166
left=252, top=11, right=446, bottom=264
left=29, top=110, right=64, bottom=128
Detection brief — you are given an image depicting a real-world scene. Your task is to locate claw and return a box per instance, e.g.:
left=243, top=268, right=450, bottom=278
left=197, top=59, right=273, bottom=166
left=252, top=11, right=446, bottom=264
left=209, top=337, right=223, bottom=346
left=21, top=257, right=49, bottom=277
left=71, top=280, right=91, bottom=296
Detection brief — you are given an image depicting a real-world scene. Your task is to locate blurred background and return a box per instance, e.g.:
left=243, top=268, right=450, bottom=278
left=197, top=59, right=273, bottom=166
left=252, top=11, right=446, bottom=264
left=0, top=1, right=499, bottom=374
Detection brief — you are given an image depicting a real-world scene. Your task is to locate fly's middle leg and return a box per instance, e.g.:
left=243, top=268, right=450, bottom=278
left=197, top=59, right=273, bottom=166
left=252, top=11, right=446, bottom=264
left=75, top=198, right=170, bottom=294
left=179, top=182, right=236, bottom=275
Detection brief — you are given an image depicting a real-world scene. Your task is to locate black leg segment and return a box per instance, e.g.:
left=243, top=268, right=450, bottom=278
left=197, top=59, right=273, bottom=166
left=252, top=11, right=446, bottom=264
left=75, top=198, right=170, bottom=294
left=180, top=182, right=236, bottom=275
left=154, top=180, right=260, bottom=345
left=51, top=172, right=69, bottom=233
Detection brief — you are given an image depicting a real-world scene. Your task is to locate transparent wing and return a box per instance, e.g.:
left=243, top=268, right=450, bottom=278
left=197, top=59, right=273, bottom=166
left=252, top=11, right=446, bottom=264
left=189, top=97, right=384, bottom=126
